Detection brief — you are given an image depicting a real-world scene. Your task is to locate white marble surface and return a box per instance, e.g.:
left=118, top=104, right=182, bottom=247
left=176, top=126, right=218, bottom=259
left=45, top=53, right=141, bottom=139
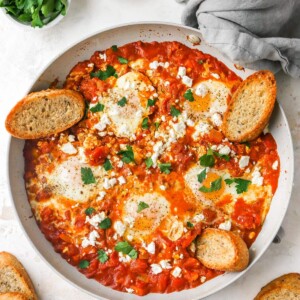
left=0, top=1, right=299, bottom=299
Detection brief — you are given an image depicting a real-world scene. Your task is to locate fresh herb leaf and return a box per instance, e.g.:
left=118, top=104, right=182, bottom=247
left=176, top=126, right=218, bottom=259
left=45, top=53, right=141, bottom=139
left=141, top=117, right=149, bottom=129
left=111, top=45, right=118, bottom=52
left=187, top=221, right=194, bottom=228
left=147, top=99, right=156, bottom=107
left=199, top=152, right=215, bottom=167
left=118, top=56, right=128, bottom=64
left=85, top=207, right=95, bottom=215
left=145, top=157, right=153, bottom=169
left=225, top=178, right=251, bottom=194
left=103, top=158, right=113, bottom=171
left=199, top=177, right=222, bottom=193
left=198, top=59, right=204, bottom=64
left=117, top=97, right=127, bottom=107
left=90, top=102, right=104, bottom=113
left=159, top=163, right=172, bottom=174
left=78, top=260, right=90, bottom=269
left=97, top=249, right=108, bottom=263
left=197, top=168, right=207, bottom=183
left=242, top=141, right=251, bottom=148
left=137, top=201, right=149, bottom=213
left=117, top=145, right=135, bottom=164
left=115, top=241, right=138, bottom=259
left=213, top=151, right=230, bottom=162
left=81, top=167, right=96, bottom=184
left=90, top=65, right=117, bottom=81
left=99, top=218, right=112, bottom=229
left=154, top=122, right=160, bottom=130
left=184, top=89, right=194, bottom=102
left=170, top=106, right=181, bottom=117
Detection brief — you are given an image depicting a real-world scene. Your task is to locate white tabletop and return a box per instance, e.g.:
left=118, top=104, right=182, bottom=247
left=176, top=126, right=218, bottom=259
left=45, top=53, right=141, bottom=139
left=0, top=1, right=299, bottom=299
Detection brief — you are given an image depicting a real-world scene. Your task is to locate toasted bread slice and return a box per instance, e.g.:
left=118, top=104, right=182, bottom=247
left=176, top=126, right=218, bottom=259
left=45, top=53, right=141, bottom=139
left=196, top=228, right=249, bottom=272
left=222, top=70, right=276, bottom=142
left=0, top=252, right=37, bottom=300
left=5, top=89, right=85, bottom=139
left=0, top=292, right=28, bottom=300
left=255, top=273, right=300, bottom=299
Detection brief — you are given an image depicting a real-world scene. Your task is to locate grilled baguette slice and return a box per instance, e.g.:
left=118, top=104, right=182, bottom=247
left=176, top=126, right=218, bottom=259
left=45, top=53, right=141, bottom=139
left=0, top=292, right=28, bottom=299
left=5, top=89, right=85, bottom=139
left=196, top=228, right=249, bottom=272
left=254, top=273, right=300, bottom=299
left=222, top=70, right=276, bottom=142
left=0, top=252, right=37, bottom=300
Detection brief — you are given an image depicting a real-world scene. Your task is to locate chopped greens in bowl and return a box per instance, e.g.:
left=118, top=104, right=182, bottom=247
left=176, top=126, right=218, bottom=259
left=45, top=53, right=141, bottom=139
left=0, top=0, right=69, bottom=28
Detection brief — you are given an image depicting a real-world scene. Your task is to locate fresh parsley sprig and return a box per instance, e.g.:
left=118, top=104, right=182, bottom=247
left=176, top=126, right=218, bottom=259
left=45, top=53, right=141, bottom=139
left=117, top=145, right=135, bottom=164
left=115, top=241, right=138, bottom=259
left=199, top=177, right=222, bottom=193
left=81, top=167, right=96, bottom=184
left=90, top=65, right=117, bottom=80
left=225, top=178, right=251, bottom=194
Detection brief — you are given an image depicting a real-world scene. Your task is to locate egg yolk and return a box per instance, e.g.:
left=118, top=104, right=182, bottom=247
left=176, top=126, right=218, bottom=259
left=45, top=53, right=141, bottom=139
left=200, top=172, right=225, bottom=202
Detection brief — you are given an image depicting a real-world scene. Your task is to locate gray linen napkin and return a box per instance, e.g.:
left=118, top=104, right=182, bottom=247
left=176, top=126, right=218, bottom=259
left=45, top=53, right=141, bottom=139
left=177, top=0, right=300, bottom=78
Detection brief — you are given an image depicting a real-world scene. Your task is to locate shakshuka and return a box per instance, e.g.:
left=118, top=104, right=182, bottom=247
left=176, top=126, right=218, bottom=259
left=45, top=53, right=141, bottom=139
left=24, top=41, right=280, bottom=295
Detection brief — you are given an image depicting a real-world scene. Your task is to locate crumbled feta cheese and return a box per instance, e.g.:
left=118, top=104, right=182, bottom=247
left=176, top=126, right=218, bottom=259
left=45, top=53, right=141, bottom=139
left=99, top=53, right=106, bottom=61
left=97, top=191, right=106, bottom=201
left=239, top=156, right=250, bottom=169
left=60, top=142, right=77, bottom=155
left=114, top=221, right=126, bottom=236
left=119, top=252, right=131, bottom=263
left=124, top=216, right=135, bottom=228
left=94, top=114, right=111, bottom=131
left=159, top=260, right=172, bottom=269
left=125, top=288, right=134, bottom=294
left=182, top=75, right=193, bottom=87
left=88, top=63, right=94, bottom=68
left=164, top=62, right=170, bottom=68
left=161, top=115, right=166, bottom=122
left=211, top=73, right=220, bottom=79
left=81, top=230, right=99, bottom=248
left=151, top=141, right=164, bottom=167
left=117, top=160, right=124, bottom=168
left=118, top=176, right=126, bottom=185
left=252, top=167, right=263, bottom=186
left=200, top=276, right=206, bottom=283
left=177, top=66, right=186, bottom=78
left=272, top=160, right=279, bottom=170
left=103, top=177, right=117, bottom=189
left=127, top=235, right=133, bottom=241
left=192, top=122, right=212, bottom=140
left=68, top=135, right=75, bottom=142
left=193, top=214, right=205, bottom=223
left=86, top=212, right=106, bottom=228
left=218, top=220, right=232, bottom=231
left=171, top=267, right=182, bottom=278
left=211, top=113, right=223, bottom=127
left=160, top=185, right=166, bottom=191
left=78, top=147, right=87, bottom=163
left=150, top=264, right=162, bottom=274
left=218, top=145, right=231, bottom=155
left=164, top=81, right=170, bottom=86
left=186, top=119, right=195, bottom=127
left=146, top=242, right=156, bottom=254
left=195, top=83, right=208, bottom=97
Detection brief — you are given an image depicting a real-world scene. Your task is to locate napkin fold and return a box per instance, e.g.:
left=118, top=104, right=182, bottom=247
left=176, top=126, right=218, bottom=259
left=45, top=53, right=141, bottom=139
left=178, top=0, right=300, bottom=78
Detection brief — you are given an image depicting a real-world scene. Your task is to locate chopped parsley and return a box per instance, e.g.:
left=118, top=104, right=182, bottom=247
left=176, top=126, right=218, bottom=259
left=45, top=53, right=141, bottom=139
left=145, top=157, right=153, bottom=169
left=117, top=145, right=135, bottom=164
left=197, top=168, right=207, bottom=183
left=187, top=221, right=194, bottom=228
left=90, top=65, right=117, bottom=80
left=137, top=201, right=149, bottom=213
left=225, top=178, right=251, bottom=194
left=147, top=99, right=156, bottom=107
left=198, top=59, right=204, bottom=64
left=159, top=163, right=172, bottom=174
left=170, top=105, right=181, bottom=117
left=118, top=56, right=128, bottom=64
left=115, top=241, right=138, bottom=259
left=154, top=122, right=160, bottom=130
left=199, top=149, right=215, bottom=167
left=111, top=45, right=118, bottom=52
left=99, top=218, right=112, bottom=229
left=184, top=89, right=194, bottom=102
left=142, top=117, right=149, bottom=129
left=78, top=260, right=90, bottom=269
left=199, top=177, right=222, bottom=193
left=242, top=141, right=251, bottom=148
left=117, top=97, right=127, bottom=107
left=97, top=249, right=108, bottom=263
left=81, top=167, right=96, bottom=184
left=90, top=102, right=104, bottom=113
left=85, top=207, right=95, bottom=216
left=213, top=151, right=230, bottom=162
left=103, top=158, right=113, bottom=171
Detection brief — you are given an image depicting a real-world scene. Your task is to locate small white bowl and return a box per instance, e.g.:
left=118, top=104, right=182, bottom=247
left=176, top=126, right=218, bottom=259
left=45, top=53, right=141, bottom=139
left=1, top=0, right=71, bottom=30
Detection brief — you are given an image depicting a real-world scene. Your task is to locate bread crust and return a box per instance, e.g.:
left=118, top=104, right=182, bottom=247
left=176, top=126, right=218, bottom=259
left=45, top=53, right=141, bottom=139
left=254, top=273, right=300, bottom=299
left=196, top=228, right=249, bottom=272
left=0, top=292, right=28, bottom=300
left=0, top=252, right=37, bottom=300
left=222, top=70, right=276, bottom=142
left=5, top=89, right=85, bottom=139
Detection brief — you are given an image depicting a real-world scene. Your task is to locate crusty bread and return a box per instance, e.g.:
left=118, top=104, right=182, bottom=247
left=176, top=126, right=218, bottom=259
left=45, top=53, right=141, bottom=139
left=196, top=228, right=249, bottom=272
left=0, top=292, right=28, bottom=299
left=0, top=252, right=37, bottom=300
left=5, top=89, right=85, bottom=139
left=222, top=70, right=276, bottom=142
left=254, top=273, right=300, bottom=300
